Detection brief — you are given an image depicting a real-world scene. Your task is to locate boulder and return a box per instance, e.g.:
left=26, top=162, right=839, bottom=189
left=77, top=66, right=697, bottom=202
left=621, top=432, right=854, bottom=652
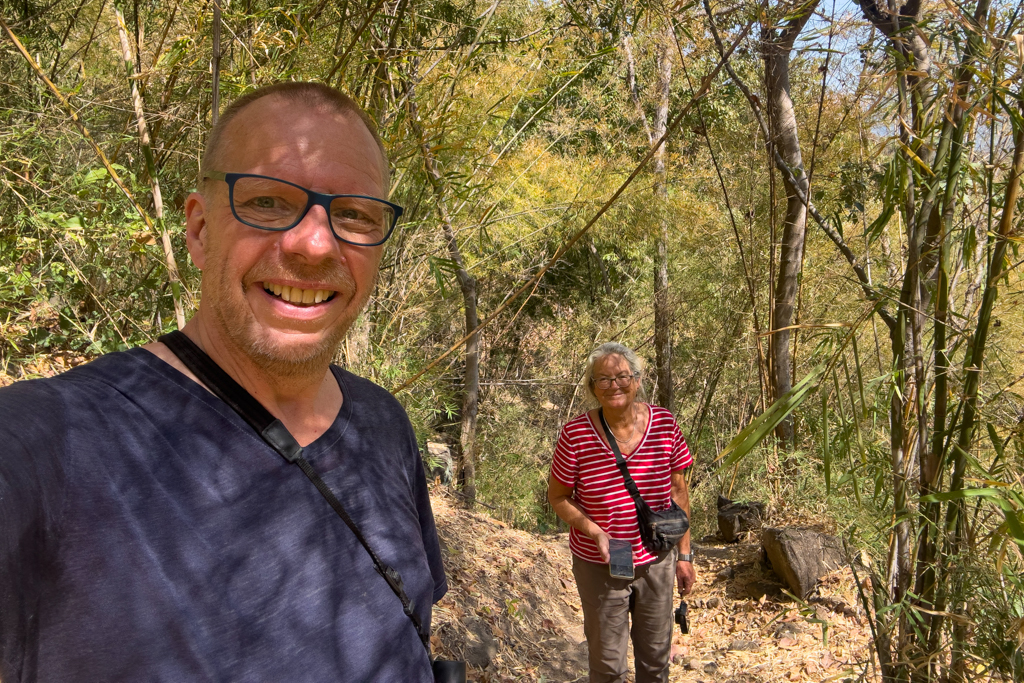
left=423, top=441, right=454, bottom=483
left=717, top=495, right=766, bottom=542
left=761, top=527, right=846, bottom=598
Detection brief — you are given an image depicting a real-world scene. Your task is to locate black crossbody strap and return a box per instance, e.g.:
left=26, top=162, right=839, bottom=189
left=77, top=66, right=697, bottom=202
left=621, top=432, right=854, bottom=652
left=159, top=331, right=429, bottom=651
left=598, top=408, right=652, bottom=514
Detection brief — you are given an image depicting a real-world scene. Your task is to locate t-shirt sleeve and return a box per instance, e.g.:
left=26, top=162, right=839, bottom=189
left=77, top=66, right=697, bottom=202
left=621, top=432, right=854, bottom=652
left=550, top=423, right=579, bottom=488
left=670, top=417, right=693, bottom=472
left=413, top=453, right=448, bottom=604
left=0, top=380, right=68, bottom=681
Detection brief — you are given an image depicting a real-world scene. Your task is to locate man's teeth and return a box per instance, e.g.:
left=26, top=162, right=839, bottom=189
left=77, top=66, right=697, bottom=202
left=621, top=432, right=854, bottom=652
left=264, top=283, right=335, bottom=304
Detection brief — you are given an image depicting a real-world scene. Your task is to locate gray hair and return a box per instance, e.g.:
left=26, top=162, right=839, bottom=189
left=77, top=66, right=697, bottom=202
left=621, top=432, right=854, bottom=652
left=582, top=342, right=647, bottom=405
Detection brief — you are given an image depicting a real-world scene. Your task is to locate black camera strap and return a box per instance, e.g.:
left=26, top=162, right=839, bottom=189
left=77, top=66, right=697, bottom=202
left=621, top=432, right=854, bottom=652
left=158, top=331, right=430, bottom=653
left=597, top=407, right=653, bottom=515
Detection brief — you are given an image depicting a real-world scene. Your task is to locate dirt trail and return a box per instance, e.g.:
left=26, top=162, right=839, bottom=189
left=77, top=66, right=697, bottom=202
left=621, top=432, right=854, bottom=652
left=430, top=490, right=876, bottom=682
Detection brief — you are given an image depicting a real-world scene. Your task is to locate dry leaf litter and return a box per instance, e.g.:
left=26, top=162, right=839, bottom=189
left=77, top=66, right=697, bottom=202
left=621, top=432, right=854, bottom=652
left=430, top=489, right=878, bottom=682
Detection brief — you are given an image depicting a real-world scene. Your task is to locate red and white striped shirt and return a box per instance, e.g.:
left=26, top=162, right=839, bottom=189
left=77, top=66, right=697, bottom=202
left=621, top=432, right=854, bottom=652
left=550, top=404, right=692, bottom=566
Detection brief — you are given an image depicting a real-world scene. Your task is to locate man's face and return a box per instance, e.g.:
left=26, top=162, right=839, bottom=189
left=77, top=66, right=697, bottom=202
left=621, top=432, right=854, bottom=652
left=184, top=97, right=386, bottom=373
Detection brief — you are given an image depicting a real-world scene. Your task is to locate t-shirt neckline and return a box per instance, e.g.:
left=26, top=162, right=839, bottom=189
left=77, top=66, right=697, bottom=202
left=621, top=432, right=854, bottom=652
left=127, top=347, right=353, bottom=462
left=587, top=403, right=651, bottom=460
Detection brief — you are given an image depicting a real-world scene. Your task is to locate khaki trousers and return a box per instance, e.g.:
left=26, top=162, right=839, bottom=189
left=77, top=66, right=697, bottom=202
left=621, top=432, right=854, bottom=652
left=572, top=551, right=677, bottom=683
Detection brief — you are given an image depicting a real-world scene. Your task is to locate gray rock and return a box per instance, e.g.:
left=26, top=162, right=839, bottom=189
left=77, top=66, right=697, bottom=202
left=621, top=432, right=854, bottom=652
left=717, top=495, right=766, bottom=542
left=729, top=639, right=759, bottom=651
left=463, top=617, right=498, bottom=668
left=685, top=657, right=702, bottom=670
left=706, top=596, right=722, bottom=608
left=423, top=441, right=454, bottom=483
left=761, top=527, right=846, bottom=598
left=774, top=622, right=806, bottom=638
left=716, top=566, right=735, bottom=581
left=703, top=661, right=719, bottom=674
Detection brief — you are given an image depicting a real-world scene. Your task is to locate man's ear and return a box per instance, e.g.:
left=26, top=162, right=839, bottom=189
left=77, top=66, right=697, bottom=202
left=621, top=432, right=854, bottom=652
left=184, top=192, right=208, bottom=270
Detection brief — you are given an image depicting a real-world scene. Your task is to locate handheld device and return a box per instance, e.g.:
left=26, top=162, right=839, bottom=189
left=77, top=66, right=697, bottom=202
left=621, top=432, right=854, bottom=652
left=608, top=539, right=634, bottom=580
left=674, top=600, right=689, bottom=634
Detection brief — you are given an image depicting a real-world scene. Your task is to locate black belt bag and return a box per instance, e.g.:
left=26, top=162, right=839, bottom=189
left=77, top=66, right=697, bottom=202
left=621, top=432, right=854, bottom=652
left=598, top=408, right=689, bottom=554
left=160, top=331, right=466, bottom=683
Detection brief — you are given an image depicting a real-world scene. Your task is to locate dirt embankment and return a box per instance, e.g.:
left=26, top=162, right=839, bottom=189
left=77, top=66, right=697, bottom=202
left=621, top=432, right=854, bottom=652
left=430, top=490, right=876, bottom=682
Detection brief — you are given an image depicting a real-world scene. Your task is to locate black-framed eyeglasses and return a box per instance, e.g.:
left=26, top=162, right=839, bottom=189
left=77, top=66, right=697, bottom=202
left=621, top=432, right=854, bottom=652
left=592, top=373, right=639, bottom=389
left=203, top=171, right=403, bottom=247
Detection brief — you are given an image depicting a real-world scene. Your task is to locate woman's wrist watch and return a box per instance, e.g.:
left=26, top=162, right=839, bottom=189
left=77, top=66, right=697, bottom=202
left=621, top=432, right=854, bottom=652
left=677, top=553, right=693, bottom=562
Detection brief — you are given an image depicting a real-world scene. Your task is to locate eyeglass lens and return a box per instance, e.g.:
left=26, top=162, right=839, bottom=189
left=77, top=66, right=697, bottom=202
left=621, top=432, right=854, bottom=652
left=595, top=375, right=635, bottom=389
left=231, top=176, right=394, bottom=245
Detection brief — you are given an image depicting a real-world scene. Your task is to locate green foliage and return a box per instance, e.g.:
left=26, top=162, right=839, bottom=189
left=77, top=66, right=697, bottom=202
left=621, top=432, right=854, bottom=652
left=3, top=2, right=1024, bottom=679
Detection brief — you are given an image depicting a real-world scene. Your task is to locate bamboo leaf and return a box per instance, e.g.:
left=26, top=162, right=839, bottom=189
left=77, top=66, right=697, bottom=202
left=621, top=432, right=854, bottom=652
left=716, top=365, right=826, bottom=468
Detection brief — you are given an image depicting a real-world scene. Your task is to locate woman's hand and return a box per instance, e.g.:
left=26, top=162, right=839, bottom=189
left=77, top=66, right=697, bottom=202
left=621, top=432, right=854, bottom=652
left=676, top=560, right=696, bottom=596
left=589, top=529, right=611, bottom=563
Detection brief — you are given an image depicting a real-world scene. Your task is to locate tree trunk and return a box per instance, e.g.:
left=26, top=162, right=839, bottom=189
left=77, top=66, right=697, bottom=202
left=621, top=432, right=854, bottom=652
left=406, top=81, right=480, bottom=507
left=211, top=0, right=221, bottom=125
left=652, top=37, right=673, bottom=411
left=624, top=29, right=673, bottom=410
left=762, top=2, right=816, bottom=443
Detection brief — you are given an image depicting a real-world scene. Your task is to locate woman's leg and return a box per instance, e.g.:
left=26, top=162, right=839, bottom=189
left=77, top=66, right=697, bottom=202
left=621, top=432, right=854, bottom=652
left=572, top=555, right=632, bottom=683
left=629, top=553, right=677, bottom=683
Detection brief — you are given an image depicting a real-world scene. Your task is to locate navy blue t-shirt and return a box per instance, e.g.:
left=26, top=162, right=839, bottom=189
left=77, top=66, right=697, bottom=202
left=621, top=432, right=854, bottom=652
left=0, top=349, right=447, bottom=682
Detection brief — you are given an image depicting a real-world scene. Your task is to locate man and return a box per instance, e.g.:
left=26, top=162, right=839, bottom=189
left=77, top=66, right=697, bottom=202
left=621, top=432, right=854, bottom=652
left=0, top=82, right=447, bottom=682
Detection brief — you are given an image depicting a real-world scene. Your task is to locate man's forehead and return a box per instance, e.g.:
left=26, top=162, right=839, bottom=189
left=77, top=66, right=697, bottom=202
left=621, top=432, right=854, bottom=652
left=215, top=96, right=384, bottom=187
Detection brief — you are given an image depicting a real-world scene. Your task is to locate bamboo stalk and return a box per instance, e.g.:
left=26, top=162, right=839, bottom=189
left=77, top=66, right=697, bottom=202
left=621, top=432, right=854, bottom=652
left=114, top=6, right=186, bottom=330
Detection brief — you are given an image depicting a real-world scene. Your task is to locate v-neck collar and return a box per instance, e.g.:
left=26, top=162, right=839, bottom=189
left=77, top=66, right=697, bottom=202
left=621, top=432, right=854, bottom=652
left=587, top=403, right=651, bottom=460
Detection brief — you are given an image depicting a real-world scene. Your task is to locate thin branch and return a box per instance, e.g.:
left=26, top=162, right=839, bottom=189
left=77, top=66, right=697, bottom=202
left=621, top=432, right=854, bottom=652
left=1, top=16, right=156, bottom=239
left=702, top=0, right=896, bottom=331
left=391, top=11, right=759, bottom=394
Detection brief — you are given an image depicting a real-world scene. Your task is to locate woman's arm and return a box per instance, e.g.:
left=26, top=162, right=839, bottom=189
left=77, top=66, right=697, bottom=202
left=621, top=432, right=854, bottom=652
left=670, top=470, right=696, bottom=595
left=547, top=473, right=610, bottom=562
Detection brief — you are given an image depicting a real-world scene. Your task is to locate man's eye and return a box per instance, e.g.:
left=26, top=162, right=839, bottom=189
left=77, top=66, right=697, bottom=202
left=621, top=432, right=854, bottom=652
left=242, top=195, right=289, bottom=211
left=335, top=207, right=362, bottom=221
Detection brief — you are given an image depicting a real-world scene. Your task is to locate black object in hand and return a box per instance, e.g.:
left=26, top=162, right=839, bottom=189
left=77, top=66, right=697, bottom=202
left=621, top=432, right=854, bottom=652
left=432, top=659, right=467, bottom=682
left=674, top=600, right=689, bottom=634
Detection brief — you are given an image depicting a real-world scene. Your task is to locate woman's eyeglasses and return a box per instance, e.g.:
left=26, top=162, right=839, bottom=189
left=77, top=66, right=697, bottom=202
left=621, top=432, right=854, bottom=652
left=592, top=373, right=638, bottom=389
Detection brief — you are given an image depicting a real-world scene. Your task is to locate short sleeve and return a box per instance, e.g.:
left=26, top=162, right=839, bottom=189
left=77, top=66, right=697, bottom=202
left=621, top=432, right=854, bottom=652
left=670, top=419, right=693, bottom=472
left=550, top=424, right=580, bottom=488
left=413, top=455, right=448, bottom=605
left=0, top=380, right=68, bottom=681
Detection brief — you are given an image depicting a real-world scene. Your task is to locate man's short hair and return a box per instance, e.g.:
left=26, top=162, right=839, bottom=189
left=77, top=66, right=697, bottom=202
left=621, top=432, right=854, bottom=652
left=200, top=82, right=391, bottom=194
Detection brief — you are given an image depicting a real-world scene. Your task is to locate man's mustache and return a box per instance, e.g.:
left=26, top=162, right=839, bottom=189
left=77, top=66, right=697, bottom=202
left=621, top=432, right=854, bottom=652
left=244, top=257, right=355, bottom=292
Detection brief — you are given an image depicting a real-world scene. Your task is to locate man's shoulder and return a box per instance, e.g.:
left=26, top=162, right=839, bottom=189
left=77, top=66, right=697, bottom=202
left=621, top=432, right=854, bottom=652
left=333, top=366, right=407, bottom=414
left=2, top=350, right=150, bottom=398
left=0, top=350, right=171, bottom=428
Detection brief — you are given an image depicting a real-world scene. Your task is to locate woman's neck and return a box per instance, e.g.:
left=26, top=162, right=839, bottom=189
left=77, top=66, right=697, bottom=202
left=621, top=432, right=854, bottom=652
left=602, top=402, right=636, bottom=429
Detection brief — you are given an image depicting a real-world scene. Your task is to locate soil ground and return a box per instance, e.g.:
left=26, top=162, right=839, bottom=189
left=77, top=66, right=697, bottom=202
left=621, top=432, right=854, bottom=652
left=430, top=489, right=877, bottom=682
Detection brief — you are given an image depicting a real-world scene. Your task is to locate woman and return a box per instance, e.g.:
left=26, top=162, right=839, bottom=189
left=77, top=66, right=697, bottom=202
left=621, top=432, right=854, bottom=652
left=548, top=342, right=695, bottom=683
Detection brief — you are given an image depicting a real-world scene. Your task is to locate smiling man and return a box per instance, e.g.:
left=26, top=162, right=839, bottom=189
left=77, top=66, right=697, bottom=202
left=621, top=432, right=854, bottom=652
left=0, top=83, right=447, bottom=682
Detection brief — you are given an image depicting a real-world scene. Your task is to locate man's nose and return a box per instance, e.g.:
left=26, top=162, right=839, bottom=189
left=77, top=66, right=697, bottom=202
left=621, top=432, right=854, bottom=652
left=279, top=204, right=338, bottom=262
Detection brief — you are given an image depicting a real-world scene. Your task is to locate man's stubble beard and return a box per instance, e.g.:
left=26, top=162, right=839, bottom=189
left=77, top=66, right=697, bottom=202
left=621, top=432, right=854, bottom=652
left=209, top=254, right=373, bottom=379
